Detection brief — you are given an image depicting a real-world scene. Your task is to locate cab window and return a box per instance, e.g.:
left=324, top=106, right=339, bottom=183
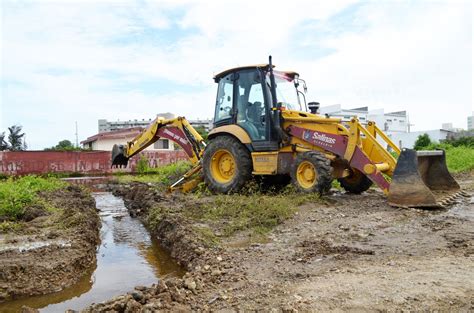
left=235, top=70, right=267, bottom=140
left=215, top=74, right=233, bottom=123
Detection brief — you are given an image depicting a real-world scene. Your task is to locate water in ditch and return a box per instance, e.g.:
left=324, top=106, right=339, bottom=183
left=0, top=192, right=184, bottom=312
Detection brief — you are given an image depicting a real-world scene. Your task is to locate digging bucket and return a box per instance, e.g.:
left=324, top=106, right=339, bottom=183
left=387, top=149, right=460, bottom=208
left=111, top=144, right=129, bottom=168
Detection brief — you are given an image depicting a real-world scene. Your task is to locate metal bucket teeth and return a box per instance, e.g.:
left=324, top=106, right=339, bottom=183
left=435, top=191, right=467, bottom=208
left=388, top=149, right=460, bottom=208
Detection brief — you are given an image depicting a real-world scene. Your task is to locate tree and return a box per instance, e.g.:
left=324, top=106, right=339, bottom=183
left=7, top=125, right=26, bottom=151
left=0, top=132, right=8, bottom=151
left=194, top=126, right=209, bottom=141
left=44, top=139, right=79, bottom=151
left=414, top=133, right=431, bottom=150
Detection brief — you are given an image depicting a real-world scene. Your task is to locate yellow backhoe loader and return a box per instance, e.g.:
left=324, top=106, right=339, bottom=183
left=111, top=57, right=461, bottom=208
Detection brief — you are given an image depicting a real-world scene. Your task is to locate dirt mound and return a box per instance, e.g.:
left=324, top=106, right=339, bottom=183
left=0, top=185, right=100, bottom=302
left=109, top=182, right=219, bottom=269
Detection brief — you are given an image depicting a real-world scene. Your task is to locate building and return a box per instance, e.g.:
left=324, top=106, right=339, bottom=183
left=99, top=114, right=213, bottom=134
left=441, top=122, right=464, bottom=133
left=391, top=129, right=455, bottom=149
left=319, top=105, right=409, bottom=134
left=98, top=113, right=175, bottom=133
left=468, top=112, right=474, bottom=130
left=188, top=118, right=213, bottom=131
left=81, top=127, right=174, bottom=151
left=318, top=104, right=462, bottom=148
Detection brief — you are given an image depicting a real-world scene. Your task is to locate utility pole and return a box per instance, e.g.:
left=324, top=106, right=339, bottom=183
left=75, top=121, right=79, bottom=148
left=407, top=114, right=415, bottom=133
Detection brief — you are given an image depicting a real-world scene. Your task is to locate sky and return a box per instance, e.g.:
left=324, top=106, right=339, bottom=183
left=1, top=0, right=472, bottom=150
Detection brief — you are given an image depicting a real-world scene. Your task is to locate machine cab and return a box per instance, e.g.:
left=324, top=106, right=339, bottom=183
left=213, top=64, right=304, bottom=151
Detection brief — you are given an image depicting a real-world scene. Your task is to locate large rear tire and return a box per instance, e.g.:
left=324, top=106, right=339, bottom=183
left=203, top=136, right=252, bottom=193
left=338, top=168, right=372, bottom=194
left=291, top=151, right=333, bottom=194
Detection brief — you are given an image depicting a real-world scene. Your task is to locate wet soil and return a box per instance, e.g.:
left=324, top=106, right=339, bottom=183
left=86, top=177, right=473, bottom=311
left=0, top=185, right=100, bottom=305
left=0, top=190, right=185, bottom=313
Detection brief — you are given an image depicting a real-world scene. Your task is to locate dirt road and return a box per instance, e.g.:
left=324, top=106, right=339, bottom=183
left=86, top=176, right=473, bottom=312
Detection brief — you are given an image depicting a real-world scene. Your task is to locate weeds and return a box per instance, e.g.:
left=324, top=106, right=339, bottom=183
left=412, top=134, right=474, bottom=173
left=443, top=146, right=474, bottom=173
left=422, top=143, right=474, bottom=173
left=0, top=221, right=22, bottom=232
left=0, top=175, right=66, bottom=222
left=114, top=161, right=192, bottom=186
left=192, top=225, right=220, bottom=246
left=186, top=185, right=322, bottom=237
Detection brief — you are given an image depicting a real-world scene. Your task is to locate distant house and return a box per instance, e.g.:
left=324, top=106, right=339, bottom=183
left=81, top=127, right=174, bottom=151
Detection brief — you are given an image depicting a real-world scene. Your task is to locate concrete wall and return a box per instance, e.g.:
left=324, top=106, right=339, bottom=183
left=0, top=150, right=188, bottom=176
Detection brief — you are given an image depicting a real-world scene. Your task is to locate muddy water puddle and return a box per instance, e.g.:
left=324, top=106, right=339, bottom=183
left=0, top=192, right=184, bottom=312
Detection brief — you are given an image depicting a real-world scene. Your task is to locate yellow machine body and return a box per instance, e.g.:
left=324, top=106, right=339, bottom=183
left=111, top=61, right=460, bottom=208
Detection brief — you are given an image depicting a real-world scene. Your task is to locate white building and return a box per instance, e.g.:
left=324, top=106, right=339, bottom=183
left=319, top=105, right=409, bottom=134
left=468, top=112, right=474, bottom=130
left=98, top=113, right=175, bottom=133
left=188, top=118, right=213, bottom=131
left=99, top=114, right=213, bottom=133
left=81, top=127, right=174, bottom=151
left=319, top=104, right=461, bottom=149
left=391, top=129, right=455, bottom=149
left=320, top=105, right=409, bottom=149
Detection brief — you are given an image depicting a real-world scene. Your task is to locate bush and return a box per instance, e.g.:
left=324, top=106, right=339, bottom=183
left=414, top=133, right=432, bottom=150
left=445, top=136, right=474, bottom=148
left=136, top=155, right=150, bottom=174
left=0, top=175, right=65, bottom=221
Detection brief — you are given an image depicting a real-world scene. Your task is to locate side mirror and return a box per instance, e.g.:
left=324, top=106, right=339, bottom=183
left=308, top=102, right=320, bottom=114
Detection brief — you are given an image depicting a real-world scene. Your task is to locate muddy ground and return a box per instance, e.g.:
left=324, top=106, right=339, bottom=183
left=82, top=175, right=474, bottom=312
left=0, top=185, right=100, bottom=303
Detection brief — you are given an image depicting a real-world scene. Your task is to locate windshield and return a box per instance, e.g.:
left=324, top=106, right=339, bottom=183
left=266, top=71, right=301, bottom=110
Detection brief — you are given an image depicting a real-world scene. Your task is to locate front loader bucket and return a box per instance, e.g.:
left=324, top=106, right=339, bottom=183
left=111, top=144, right=129, bottom=168
left=388, top=149, right=460, bottom=208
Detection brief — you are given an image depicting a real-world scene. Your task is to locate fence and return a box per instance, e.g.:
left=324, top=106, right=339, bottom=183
left=0, top=150, right=188, bottom=176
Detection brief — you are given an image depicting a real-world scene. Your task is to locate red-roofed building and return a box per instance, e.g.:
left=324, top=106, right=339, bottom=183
left=80, top=127, right=174, bottom=151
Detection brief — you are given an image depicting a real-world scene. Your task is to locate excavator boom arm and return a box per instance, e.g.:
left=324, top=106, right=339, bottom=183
left=111, top=116, right=206, bottom=167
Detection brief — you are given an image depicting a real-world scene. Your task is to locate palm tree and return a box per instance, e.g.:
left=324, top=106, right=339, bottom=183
left=0, top=132, right=8, bottom=151
left=7, top=125, right=26, bottom=151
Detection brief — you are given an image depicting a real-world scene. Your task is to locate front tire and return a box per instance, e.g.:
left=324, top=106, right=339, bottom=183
left=291, top=151, right=333, bottom=194
left=203, top=136, right=252, bottom=193
left=337, top=168, right=373, bottom=194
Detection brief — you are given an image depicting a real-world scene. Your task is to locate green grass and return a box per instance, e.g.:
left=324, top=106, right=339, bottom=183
left=0, top=175, right=66, bottom=222
left=145, top=181, right=324, bottom=243
left=186, top=187, right=322, bottom=237
left=114, top=161, right=193, bottom=185
left=445, top=146, right=474, bottom=173
left=423, top=143, right=474, bottom=173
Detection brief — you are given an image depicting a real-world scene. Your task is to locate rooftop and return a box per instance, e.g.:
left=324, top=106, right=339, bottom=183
left=81, top=127, right=143, bottom=145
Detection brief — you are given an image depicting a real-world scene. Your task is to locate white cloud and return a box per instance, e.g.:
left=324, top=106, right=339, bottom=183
left=1, top=0, right=471, bottom=149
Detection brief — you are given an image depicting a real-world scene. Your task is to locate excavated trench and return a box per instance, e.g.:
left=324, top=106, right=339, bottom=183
left=0, top=191, right=184, bottom=312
